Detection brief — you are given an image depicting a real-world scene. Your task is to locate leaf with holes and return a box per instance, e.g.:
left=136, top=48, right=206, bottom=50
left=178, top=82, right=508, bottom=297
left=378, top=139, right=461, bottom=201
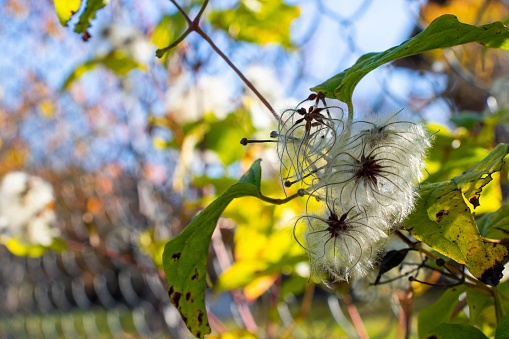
left=452, top=143, right=509, bottom=208
left=312, top=14, right=509, bottom=104
left=162, top=159, right=301, bottom=337
left=405, top=144, right=509, bottom=286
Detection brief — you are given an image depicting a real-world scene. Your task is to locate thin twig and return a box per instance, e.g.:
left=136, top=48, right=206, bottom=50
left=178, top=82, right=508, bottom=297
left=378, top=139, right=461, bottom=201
left=397, top=290, right=413, bottom=339
left=168, top=0, right=192, bottom=23
left=195, top=26, right=279, bottom=121
left=257, top=190, right=303, bottom=205
left=267, top=276, right=282, bottom=339
left=394, top=230, right=492, bottom=294
left=300, top=282, right=315, bottom=317
left=211, top=227, right=258, bottom=332
left=194, top=0, right=209, bottom=23
left=343, top=293, right=368, bottom=339
left=347, top=101, right=354, bottom=124
left=207, top=311, right=228, bottom=333
left=165, top=0, right=279, bottom=122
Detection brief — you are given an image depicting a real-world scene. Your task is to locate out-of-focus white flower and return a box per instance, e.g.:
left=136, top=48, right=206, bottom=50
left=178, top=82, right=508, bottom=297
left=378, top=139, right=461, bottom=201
left=0, top=172, right=59, bottom=246
left=245, top=66, right=283, bottom=103
left=244, top=0, right=263, bottom=12
left=490, top=77, right=509, bottom=110
left=99, top=23, right=154, bottom=64
left=244, top=65, right=292, bottom=129
left=167, top=74, right=234, bottom=123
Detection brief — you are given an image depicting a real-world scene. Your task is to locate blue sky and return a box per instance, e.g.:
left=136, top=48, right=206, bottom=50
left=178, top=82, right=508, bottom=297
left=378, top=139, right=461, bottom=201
left=0, top=0, right=450, bottom=176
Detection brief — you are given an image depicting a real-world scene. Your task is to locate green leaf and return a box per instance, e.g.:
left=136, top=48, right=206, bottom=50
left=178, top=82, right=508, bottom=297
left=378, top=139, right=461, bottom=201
left=279, top=274, right=307, bottom=300
left=203, top=113, right=252, bottom=165
left=495, top=312, right=509, bottom=339
left=496, top=278, right=509, bottom=318
left=452, top=143, right=509, bottom=208
left=63, top=51, right=145, bottom=89
left=425, top=124, right=492, bottom=187
left=215, top=234, right=306, bottom=292
left=151, top=13, right=188, bottom=55
left=193, top=176, right=238, bottom=194
left=74, top=0, right=108, bottom=34
left=418, top=286, right=466, bottom=338
left=424, top=124, right=502, bottom=215
left=208, top=0, right=300, bottom=49
left=405, top=144, right=509, bottom=285
left=478, top=205, right=509, bottom=237
left=424, top=323, right=488, bottom=339
left=162, top=186, right=259, bottom=336
left=311, top=14, right=509, bottom=104
left=53, top=0, right=81, bottom=26
left=467, top=289, right=492, bottom=325
left=162, top=183, right=258, bottom=337
left=450, top=111, right=485, bottom=129
left=100, top=50, right=146, bottom=75
left=238, top=157, right=261, bottom=186
left=161, top=159, right=300, bottom=338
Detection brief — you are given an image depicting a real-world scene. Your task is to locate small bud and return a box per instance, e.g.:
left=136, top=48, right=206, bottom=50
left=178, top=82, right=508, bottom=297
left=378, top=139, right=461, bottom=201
left=239, top=137, right=277, bottom=146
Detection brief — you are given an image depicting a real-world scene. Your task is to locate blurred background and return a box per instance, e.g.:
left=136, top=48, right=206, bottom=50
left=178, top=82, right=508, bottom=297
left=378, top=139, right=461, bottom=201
left=1, top=0, right=509, bottom=337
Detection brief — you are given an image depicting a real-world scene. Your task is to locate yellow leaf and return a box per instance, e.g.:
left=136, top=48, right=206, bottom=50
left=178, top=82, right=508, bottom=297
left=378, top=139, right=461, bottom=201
left=407, top=182, right=508, bottom=285
left=39, top=99, right=54, bottom=118
left=53, top=0, right=81, bottom=26
left=244, top=274, right=278, bottom=301
left=4, top=238, right=45, bottom=257
left=208, top=0, right=300, bottom=49
left=207, top=330, right=257, bottom=339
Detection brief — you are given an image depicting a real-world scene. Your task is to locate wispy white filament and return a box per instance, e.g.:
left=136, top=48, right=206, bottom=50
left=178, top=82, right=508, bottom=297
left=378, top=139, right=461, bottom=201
left=296, top=203, right=389, bottom=281
left=276, top=99, right=432, bottom=283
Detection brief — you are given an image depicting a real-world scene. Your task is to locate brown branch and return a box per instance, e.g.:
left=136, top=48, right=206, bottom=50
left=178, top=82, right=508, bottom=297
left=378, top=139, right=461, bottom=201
left=165, top=0, right=279, bottom=122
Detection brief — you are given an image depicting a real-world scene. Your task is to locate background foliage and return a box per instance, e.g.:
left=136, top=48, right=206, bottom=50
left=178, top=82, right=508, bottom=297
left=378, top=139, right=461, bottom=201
left=3, top=0, right=509, bottom=338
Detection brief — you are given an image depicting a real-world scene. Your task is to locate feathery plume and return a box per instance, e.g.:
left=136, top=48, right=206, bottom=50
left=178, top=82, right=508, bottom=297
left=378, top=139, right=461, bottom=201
left=245, top=94, right=432, bottom=283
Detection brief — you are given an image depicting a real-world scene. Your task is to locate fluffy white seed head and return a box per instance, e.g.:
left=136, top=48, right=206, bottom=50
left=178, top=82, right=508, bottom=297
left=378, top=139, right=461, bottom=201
left=276, top=97, right=345, bottom=191
left=310, top=110, right=432, bottom=223
left=295, top=202, right=389, bottom=282
left=317, top=144, right=415, bottom=221
left=349, top=110, right=431, bottom=183
left=273, top=97, right=432, bottom=283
